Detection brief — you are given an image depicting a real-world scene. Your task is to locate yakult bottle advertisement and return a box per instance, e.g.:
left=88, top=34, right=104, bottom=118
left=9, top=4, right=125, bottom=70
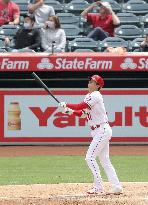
left=0, top=89, right=148, bottom=143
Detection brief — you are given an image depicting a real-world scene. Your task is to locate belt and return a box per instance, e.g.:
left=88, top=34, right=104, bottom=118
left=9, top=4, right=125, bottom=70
left=91, top=122, right=108, bottom=130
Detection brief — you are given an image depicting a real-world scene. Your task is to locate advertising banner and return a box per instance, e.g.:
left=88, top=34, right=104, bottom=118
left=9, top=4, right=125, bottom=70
left=0, top=89, right=148, bottom=144
left=0, top=53, right=148, bottom=72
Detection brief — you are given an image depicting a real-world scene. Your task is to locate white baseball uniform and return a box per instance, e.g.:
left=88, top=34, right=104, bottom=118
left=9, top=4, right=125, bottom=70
left=83, top=91, right=122, bottom=192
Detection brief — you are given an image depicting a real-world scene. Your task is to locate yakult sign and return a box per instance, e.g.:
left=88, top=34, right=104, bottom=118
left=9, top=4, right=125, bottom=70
left=0, top=53, right=148, bottom=71
left=0, top=89, right=147, bottom=144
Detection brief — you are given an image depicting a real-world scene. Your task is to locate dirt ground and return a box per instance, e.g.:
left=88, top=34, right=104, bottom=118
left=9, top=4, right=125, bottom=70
left=0, top=145, right=147, bottom=205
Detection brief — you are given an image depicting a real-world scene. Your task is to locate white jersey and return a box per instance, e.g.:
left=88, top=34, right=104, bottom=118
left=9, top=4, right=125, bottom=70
left=84, top=91, right=108, bottom=126
left=33, top=4, right=55, bottom=26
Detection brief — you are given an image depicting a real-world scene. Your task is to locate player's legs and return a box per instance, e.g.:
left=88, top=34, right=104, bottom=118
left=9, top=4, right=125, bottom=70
left=98, top=142, right=122, bottom=192
left=85, top=124, right=111, bottom=192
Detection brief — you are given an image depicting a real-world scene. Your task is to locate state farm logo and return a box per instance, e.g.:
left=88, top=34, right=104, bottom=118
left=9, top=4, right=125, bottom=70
left=0, top=58, right=29, bottom=70
left=37, top=57, right=112, bottom=70
left=121, top=58, right=137, bottom=69
left=37, top=58, right=54, bottom=70
left=120, top=57, right=148, bottom=70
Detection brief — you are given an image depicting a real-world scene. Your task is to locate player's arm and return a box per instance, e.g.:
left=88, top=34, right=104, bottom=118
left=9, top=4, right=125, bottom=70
left=59, top=102, right=88, bottom=117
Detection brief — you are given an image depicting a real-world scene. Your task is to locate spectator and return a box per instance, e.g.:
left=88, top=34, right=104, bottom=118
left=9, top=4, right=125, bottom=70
left=81, top=1, right=120, bottom=41
left=41, top=15, right=66, bottom=53
left=4, top=14, right=41, bottom=52
left=140, top=34, right=148, bottom=52
left=28, top=0, right=55, bottom=27
left=0, top=0, right=20, bottom=26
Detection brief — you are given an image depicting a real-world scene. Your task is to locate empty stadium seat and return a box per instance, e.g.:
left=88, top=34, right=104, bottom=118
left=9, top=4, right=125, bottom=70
left=0, top=25, right=20, bottom=39
left=115, top=25, right=142, bottom=40
left=74, top=48, right=95, bottom=52
left=101, top=0, right=122, bottom=13
left=143, top=28, right=148, bottom=37
left=64, top=0, right=89, bottom=16
left=98, top=37, right=128, bottom=51
left=122, top=0, right=148, bottom=15
left=57, top=13, right=80, bottom=27
left=117, top=12, right=140, bottom=27
left=0, top=48, right=7, bottom=52
left=0, top=40, right=5, bottom=48
left=61, top=24, right=82, bottom=40
left=13, top=0, right=28, bottom=3
left=68, top=37, right=99, bottom=51
left=141, top=14, right=148, bottom=28
left=129, top=37, right=145, bottom=51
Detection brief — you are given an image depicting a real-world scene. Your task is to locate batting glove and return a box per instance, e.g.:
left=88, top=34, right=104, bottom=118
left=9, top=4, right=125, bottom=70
left=62, top=107, right=74, bottom=115
left=59, top=102, right=67, bottom=108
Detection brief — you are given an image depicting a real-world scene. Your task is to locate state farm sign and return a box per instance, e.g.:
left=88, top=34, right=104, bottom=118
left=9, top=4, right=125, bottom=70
left=0, top=53, right=148, bottom=72
left=0, top=89, right=147, bottom=144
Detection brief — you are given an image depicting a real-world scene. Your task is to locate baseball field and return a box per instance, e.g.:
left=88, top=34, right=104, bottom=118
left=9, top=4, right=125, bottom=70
left=0, top=145, right=147, bottom=205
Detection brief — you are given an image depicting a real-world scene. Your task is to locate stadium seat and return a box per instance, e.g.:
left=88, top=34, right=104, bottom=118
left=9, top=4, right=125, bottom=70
left=61, top=24, right=83, bottom=40
left=141, top=14, right=148, bottom=28
left=74, top=48, right=95, bottom=52
left=68, top=37, right=99, bottom=51
left=143, top=28, right=148, bottom=37
left=122, top=0, right=148, bottom=15
left=101, top=0, right=122, bottom=13
left=57, top=13, right=80, bottom=27
left=43, top=0, right=64, bottom=13
left=13, top=0, right=28, bottom=3
left=19, top=4, right=29, bottom=16
left=98, top=37, right=129, bottom=51
left=117, top=12, right=141, bottom=27
left=0, top=25, right=20, bottom=39
left=64, top=0, right=89, bottom=16
left=0, top=48, right=7, bottom=52
left=0, top=40, right=5, bottom=48
left=115, top=25, right=142, bottom=40
left=129, top=37, right=145, bottom=51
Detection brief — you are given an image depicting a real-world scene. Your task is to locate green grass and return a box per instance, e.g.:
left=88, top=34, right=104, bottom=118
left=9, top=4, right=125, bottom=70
left=0, top=156, right=147, bottom=185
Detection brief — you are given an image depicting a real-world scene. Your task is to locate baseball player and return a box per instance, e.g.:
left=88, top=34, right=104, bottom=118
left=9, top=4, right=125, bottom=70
left=59, top=75, right=123, bottom=195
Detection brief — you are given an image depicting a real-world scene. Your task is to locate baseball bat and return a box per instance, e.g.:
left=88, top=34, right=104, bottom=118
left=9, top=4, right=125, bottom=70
left=32, top=72, right=60, bottom=103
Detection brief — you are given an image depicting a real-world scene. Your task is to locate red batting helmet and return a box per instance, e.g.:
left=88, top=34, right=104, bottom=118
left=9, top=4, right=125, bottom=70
left=90, top=75, right=104, bottom=87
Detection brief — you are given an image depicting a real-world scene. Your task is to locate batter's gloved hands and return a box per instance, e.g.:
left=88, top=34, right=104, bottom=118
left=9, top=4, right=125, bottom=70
left=59, top=102, right=67, bottom=108
left=62, top=107, right=74, bottom=115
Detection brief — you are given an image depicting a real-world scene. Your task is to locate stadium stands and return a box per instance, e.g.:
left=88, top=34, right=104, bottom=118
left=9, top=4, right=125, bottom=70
left=0, top=0, right=148, bottom=52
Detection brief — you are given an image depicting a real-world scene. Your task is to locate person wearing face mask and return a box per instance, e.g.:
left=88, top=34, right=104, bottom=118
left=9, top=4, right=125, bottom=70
left=81, top=1, right=120, bottom=41
left=41, top=15, right=66, bottom=53
left=28, top=0, right=55, bottom=27
left=4, top=14, right=41, bottom=52
left=0, top=0, right=20, bottom=26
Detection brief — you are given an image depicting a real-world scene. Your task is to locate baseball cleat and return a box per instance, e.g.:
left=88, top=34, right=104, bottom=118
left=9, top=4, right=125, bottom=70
left=87, top=187, right=103, bottom=195
left=112, top=187, right=123, bottom=195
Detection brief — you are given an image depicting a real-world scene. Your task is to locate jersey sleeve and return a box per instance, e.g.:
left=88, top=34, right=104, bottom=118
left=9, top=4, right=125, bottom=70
left=84, top=92, right=100, bottom=108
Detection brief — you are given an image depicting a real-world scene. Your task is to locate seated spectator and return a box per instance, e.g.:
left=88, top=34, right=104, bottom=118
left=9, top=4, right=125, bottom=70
left=81, top=1, right=120, bottom=41
left=0, top=0, right=20, bottom=26
left=28, top=0, right=55, bottom=27
left=4, top=14, right=41, bottom=52
left=41, top=15, right=66, bottom=53
left=140, top=34, right=148, bottom=52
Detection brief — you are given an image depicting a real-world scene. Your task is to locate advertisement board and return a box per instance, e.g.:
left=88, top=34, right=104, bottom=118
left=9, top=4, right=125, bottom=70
left=0, top=53, right=148, bottom=72
left=0, top=89, right=148, bottom=144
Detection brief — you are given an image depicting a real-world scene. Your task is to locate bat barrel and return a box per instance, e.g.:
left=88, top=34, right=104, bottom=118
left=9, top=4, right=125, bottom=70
left=32, top=72, right=60, bottom=103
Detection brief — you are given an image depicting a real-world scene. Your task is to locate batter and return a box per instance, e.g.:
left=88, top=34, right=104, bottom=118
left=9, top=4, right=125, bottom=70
left=59, top=75, right=123, bottom=195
